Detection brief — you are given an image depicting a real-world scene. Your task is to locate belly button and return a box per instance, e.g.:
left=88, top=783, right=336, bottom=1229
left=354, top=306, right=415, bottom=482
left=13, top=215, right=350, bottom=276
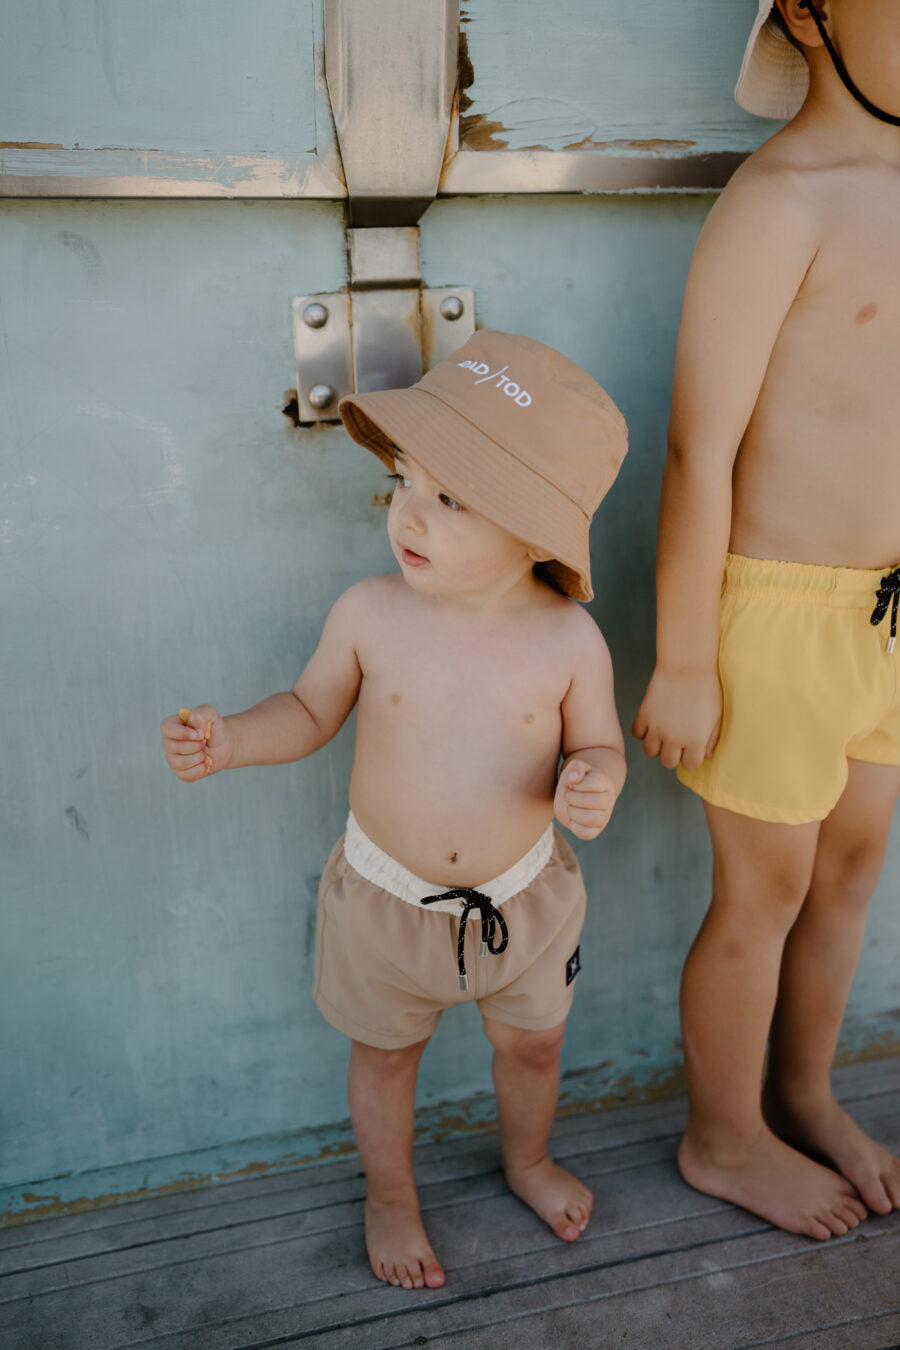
left=855, top=303, right=878, bottom=325
left=449, top=851, right=458, bottom=864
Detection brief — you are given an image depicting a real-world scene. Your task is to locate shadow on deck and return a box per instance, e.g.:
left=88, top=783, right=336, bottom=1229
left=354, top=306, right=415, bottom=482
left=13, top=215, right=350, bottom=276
left=1, top=1059, right=899, bottom=1350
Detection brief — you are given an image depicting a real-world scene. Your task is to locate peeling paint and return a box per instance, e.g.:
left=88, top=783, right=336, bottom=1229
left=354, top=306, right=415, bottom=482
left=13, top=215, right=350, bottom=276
left=0, top=140, right=65, bottom=149
left=563, top=136, right=697, bottom=153
left=460, top=114, right=510, bottom=151
left=457, top=30, right=475, bottom=116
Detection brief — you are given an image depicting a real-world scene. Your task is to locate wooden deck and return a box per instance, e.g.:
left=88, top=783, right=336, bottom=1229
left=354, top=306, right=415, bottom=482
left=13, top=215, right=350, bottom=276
left=2, top=1058, right=899, bottom=1350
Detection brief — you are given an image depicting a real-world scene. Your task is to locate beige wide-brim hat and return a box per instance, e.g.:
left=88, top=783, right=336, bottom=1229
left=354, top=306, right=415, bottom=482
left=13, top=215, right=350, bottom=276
left=339, top=329, right=628, bottom=603
left=735, top=0, right=809, bottom=120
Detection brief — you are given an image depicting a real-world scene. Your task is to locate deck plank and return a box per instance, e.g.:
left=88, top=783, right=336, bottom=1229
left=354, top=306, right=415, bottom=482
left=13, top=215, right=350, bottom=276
left=1, top=1060, right=898, bottom=1350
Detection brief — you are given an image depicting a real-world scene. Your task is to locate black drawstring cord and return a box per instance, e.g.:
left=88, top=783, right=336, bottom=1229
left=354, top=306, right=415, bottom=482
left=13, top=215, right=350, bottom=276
left=420, top=888, right=509, bottom=991
left=870, top=568, right=900, bottom=654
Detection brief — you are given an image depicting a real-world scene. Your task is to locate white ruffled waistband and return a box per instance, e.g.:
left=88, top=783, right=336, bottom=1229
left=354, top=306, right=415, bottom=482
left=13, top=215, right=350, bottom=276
left=342, top=811, right=554, bottom=915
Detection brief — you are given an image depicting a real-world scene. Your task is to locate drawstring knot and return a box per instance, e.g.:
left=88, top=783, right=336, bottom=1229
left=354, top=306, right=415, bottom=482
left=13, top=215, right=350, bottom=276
left=870, top=567, right=900, bottom=654
left=420, top=888, right=509, bottom=991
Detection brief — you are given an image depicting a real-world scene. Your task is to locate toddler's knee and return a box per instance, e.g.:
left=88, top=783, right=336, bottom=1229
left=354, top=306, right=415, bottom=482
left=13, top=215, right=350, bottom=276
left=487, top=1021, right=566, bottom=1071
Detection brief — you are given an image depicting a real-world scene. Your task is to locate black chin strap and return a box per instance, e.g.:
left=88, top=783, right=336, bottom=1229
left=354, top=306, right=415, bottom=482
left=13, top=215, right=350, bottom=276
left=800, top=0, right=900, bottom=127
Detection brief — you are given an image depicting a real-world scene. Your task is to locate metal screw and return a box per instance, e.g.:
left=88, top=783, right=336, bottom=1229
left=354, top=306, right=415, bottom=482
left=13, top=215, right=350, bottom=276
left=308, top=383, right=336, bottom=411
left=439, top=295, right=464, bottom=321
left=303, top=302, right=329, bottom=329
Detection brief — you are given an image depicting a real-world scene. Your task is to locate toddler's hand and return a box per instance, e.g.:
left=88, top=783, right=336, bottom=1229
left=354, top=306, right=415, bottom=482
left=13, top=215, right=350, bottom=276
left=554, top=760, right=616, bottom=841
left=160, top=704, right=232, bottom=782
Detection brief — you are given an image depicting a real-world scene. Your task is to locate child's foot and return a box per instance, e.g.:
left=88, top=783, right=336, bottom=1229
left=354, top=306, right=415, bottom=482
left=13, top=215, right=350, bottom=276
left=765, top=1091, right=900, bottom=1216
left=678, top=1123, right=867, bottom=1241
left=504, top=1155, right=593, bottom=1241
left=364, top=1195, right=445, bottom=1290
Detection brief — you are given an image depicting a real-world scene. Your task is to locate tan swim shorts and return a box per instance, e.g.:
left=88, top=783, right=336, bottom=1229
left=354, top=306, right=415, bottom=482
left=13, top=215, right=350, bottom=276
left=312, top=813, right=587, bottom=1049
left=678, top=553, right=900, bottom=824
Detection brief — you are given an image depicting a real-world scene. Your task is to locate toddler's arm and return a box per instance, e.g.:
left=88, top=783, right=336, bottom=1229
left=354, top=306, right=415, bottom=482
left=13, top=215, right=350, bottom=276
left=633, top=164, right=819, bottom=770
left=554, top=617, right=626, bottom=841
left=161, top=585, right=364, bottom=783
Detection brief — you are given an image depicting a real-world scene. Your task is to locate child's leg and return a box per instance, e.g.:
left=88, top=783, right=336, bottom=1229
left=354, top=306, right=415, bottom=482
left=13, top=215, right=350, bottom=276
left=482, top=1016, right=592, bottom=1242
left=347, top=1037, right=445, bottom=1290
left=678, top=804, right=868, bottom=1240
left=765, top=759, right=900, bottom=1213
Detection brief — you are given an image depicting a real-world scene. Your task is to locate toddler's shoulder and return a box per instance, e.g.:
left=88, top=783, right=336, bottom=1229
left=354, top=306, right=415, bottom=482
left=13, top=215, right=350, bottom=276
left=539, top=592, right=612, bottom=664
left=325, top=573, right=405, bottom=633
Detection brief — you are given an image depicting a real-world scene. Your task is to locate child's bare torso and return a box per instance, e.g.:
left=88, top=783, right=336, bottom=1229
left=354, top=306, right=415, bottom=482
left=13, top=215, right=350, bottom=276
left=348, top=575, right=578, bottom=886
left=731, top=133, right=900, bottom=569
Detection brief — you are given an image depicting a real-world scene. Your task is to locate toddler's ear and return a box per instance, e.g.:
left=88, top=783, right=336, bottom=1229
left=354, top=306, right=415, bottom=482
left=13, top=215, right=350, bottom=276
left=528, top=545, right=554, bottom=563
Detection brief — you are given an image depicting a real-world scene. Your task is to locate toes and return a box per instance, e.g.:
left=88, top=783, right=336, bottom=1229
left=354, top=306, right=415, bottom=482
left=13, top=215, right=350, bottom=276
left=554, top=1216, right=582, bottom=1242
left=424, top=1260, right=446, bottom=1288
left=805, top=1216, right=833, bottom=1242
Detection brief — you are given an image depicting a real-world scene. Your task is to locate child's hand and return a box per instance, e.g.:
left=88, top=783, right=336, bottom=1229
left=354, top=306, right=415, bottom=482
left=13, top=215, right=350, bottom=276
left=632, top=667, right=722, bottom=771
left=554, top=760, right=617, bottom=840
left=160, top=704, right=232, bottom=782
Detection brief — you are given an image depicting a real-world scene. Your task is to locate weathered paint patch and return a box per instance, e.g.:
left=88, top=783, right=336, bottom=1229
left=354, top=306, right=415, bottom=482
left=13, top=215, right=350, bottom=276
left=5, top=1032, right=898, bottom=1230
left=459, top=114, right=511, bottom=151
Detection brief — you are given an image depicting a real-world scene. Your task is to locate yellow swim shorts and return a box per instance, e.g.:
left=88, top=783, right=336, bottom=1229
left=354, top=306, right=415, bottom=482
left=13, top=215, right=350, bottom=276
left=677, top=553, right=900, bottom=824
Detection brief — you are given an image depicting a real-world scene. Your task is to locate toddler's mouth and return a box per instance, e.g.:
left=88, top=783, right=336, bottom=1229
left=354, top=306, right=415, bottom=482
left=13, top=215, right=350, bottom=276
left=401, top=547, right=429, bottom=567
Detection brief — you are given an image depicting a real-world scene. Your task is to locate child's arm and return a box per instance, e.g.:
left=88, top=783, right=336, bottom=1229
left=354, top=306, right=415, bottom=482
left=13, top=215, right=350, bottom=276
left=632, top=165, right=819, bottom=770
left=161, top=586, right=365, bottom=783
left=554, top=619, right=626, bottom=841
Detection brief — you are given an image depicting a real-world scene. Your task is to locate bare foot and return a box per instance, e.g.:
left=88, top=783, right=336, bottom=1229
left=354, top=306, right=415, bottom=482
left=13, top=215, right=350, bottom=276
left=765, top=1091, right=900, bottom=1216
left=505, top=1155, right=593, bottom=1241
left=678, top=1122, right=867, bottom=1241
left=365, top=1195, right=445, bottom=1291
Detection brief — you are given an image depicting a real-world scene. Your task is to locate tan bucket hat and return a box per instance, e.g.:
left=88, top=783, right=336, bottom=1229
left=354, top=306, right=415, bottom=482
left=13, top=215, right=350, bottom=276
left=735, top=0, right=809, bottom=120
left=339, top=329, right=628, bottom=603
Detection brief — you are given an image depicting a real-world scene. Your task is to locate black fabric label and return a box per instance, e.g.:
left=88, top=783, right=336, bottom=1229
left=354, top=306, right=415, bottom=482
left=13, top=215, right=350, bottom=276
left=566, top=945, right=581, bottom=986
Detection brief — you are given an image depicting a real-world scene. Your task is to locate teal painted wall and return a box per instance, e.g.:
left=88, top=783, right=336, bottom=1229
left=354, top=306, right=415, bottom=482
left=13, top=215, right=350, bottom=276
left=2, top=1, right=898, bottom=1218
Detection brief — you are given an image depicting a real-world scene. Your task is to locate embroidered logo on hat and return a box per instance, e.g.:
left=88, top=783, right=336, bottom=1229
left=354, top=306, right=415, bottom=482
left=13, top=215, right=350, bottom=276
left=456, top=359, right=533, bottom=407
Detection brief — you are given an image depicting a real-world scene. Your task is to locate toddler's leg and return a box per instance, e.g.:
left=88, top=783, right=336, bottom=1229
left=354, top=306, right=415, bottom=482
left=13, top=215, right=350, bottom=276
left=348, top=1037, right=445, bottom=1290
left=483, top=1016, right=592, bottom=1242
left=765, top=759, right=900, bottom=1213
left=678, top=804, right=867, bottom=1240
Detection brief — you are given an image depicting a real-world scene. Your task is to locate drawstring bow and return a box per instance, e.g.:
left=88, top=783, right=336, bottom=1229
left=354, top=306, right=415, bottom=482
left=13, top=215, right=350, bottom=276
left=870, top=567, right=900, bottom=654
left=420, top=887, right=509, bottom=990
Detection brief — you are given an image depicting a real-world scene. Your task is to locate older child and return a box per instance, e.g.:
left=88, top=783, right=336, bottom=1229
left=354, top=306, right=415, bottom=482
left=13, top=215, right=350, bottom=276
left=634, top=0, right=900, bottom=1240
left=162, top=330, right=627, bottom=1290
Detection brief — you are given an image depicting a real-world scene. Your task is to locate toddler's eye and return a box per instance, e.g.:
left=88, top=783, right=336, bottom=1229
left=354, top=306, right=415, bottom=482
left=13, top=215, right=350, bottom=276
left=387, top=472, right=411, bottom=489
left=439, top=492, right=463, bottom=511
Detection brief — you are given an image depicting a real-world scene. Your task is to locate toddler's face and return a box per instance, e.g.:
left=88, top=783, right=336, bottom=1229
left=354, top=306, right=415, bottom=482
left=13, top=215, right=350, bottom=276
left=386, top=451, right=535, bottom=599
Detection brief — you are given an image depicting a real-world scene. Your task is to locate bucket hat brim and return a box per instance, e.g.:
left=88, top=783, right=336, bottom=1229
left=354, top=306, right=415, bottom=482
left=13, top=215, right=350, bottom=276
left=735, top=2, right=809, bottom=120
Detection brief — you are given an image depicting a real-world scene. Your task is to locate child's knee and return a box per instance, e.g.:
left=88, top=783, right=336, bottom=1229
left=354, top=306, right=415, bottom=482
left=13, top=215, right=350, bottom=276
left=350, top=1036, right=429, bottom=1077
left=484, top=1018, right=566, bottom=1070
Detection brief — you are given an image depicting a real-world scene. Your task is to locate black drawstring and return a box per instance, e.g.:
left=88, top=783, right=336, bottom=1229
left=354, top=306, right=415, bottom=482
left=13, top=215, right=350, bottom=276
left=420, top=888, right=509, bottom=991
left=870, top=568, right=900, bottom=654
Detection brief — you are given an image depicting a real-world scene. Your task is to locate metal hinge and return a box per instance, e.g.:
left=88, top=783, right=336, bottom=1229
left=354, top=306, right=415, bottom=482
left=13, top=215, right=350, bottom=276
left=292, top=226, right=473, bottom=423
left=291, top=0, right=473, bottom=424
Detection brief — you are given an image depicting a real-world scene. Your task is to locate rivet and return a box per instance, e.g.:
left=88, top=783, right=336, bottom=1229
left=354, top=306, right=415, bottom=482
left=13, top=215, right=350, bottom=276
left=440, top=295, right=464, bottom=321
left=303, top=302, right=329, bottom=329
left=308, top=383, right=336, bottom=411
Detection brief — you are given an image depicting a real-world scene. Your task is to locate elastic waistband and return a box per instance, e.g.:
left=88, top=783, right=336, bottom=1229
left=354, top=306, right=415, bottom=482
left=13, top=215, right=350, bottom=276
left=342, top=811, right=555, bottom=915
left=723, top=553, right=900, bottom=609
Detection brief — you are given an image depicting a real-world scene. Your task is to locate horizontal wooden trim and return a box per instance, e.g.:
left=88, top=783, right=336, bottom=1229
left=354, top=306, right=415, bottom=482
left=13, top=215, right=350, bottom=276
left=0, top=145, right=747, bottom=200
